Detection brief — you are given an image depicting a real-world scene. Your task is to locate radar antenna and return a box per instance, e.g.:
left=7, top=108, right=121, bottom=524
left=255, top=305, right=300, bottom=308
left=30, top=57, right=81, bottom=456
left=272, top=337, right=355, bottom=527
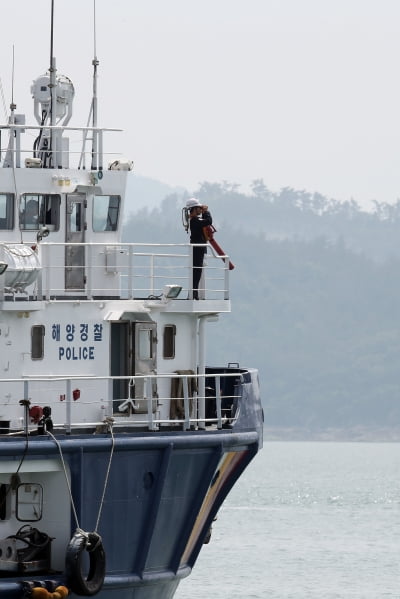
left=31, top=0, right=75, bottom=168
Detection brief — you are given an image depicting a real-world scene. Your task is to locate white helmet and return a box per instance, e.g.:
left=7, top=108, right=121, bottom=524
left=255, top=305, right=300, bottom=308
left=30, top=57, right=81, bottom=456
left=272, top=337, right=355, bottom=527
left=186, top=198, right=201, bottom=209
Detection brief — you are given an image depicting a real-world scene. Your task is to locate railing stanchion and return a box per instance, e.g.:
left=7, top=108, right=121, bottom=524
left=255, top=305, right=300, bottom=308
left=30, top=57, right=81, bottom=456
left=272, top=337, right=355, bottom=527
left=87, top=244, right=93, bottom=299
left=216, top=376, right=222, bottom=429
left=108, top=377, right=114, bottom=418
left=188, top=246, right=193, bottom=299
left=66, top=379, right=72, bottom=434
left=150, top=255, right=155, bottom=296
left=98, top=130, right=103, bottom=170
left=128, top=246, right=134, bottom=299
left=183, top=376, right=190, bottom=430
left=43, top=244, right=50, bottom=300
left=146, top=377, right=157, bottom=431
left=23, top=380, right=29, bottom=435
left=224, top=259, right=230, bottom=300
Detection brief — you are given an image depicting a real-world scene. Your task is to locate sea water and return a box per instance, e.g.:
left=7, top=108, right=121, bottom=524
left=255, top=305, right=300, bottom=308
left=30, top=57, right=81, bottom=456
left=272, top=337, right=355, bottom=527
left=175, top=441, right=400, bottom=598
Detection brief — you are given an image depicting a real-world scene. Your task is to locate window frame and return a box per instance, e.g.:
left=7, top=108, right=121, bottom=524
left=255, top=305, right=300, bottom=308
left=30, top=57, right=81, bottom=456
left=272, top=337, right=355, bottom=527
left=20, top=193, right=61, bottom=231
left=92, top=195, right=121, bottom=232
left=0, top=193, right=15, bottom=230
left=163, top=324, right=176, bottom=359
left=31, top=325, right=45, bottom=360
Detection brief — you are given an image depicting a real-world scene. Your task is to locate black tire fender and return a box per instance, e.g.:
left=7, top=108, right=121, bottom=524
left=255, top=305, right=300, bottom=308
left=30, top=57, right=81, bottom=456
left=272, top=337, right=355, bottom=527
left=65, top=531, right=106, bottom=596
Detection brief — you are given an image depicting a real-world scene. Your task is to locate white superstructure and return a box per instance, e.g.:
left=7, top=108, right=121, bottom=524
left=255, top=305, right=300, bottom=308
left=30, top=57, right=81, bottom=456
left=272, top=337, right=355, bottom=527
left=0, top=65, right=234, bottom=436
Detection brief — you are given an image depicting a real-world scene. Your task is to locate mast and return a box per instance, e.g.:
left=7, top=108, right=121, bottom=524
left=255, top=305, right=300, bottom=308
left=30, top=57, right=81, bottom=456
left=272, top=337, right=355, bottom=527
left=91, top=0, right=100, bottom=171
left=9, top=46, right=16, bottom=167
left=49, top=0, right=57, bottom=167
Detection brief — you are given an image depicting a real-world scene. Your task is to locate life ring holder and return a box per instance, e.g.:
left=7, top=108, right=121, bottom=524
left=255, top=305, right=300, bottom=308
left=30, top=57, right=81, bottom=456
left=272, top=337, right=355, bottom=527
left=65, top=529, right=106, bottom=596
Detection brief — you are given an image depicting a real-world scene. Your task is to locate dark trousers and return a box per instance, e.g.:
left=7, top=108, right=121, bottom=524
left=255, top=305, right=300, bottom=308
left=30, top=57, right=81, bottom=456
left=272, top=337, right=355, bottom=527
left=192, top=246, right=206, bottom=297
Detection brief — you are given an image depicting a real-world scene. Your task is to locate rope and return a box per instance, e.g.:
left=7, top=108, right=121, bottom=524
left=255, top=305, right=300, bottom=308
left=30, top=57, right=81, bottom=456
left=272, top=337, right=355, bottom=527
left=47, top=430, right=80, bottom=530
left=94, top=417, right=115, bottom=533
left=47, top=416, right=115, bottom=536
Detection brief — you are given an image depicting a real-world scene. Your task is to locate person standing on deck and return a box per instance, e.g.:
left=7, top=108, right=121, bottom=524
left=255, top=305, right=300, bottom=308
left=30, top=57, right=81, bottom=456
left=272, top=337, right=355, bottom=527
left=186, top=198, right=212, bottom=299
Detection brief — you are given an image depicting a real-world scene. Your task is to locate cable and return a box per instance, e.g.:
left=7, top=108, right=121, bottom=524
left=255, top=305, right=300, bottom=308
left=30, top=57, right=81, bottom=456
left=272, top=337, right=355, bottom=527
left=47, top=417, right=115, bottom=534
left=47, top=430, right=80, bottom=530
left=94, top=418, right=115, bottom=533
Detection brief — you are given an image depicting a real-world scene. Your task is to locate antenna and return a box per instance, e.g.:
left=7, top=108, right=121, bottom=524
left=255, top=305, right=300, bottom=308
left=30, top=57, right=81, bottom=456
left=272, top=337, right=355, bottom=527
left=8, top=46, right=17, bottom=167
left=93, top=0, right=97, bottom=60
left=10, top=45, right=16, bottom=114
left=50, top=0, right=54, bottom=73
left=91, top=0, right=100, bottom=171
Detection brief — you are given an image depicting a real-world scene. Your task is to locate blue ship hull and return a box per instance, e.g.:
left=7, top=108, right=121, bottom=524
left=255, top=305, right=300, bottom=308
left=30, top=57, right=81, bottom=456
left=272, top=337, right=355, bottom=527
left=0, top=371, right=263, bottom=599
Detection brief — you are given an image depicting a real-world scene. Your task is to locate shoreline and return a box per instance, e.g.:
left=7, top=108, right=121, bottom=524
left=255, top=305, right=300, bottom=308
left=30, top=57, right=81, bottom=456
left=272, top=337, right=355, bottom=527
left=264, top=426, right=400, bottom=442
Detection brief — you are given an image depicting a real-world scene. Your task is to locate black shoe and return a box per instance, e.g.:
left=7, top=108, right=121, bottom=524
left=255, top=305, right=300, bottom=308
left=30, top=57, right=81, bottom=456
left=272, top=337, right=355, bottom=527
left=193, top=291, right=199, bottom=300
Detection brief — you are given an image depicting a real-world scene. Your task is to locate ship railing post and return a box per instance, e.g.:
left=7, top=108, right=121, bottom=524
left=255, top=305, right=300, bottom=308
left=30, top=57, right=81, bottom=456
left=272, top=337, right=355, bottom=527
left=36, top=251, right=43, bottom=300
left=191, top=378, right=198, bottom=428
left=198, top=318, right=206, bottom=429
left=108, top=377, right=114, bottom=418
left=183, top=376, right=191, bottom=430
left=198, top=386, right=205, bottom=430
left=199, top=259, right=205, bottom=300
left=78, top=129, right=88, bottom=170
left=66, top=378, right=72, bottom=434
left=150, top=255, right=155, bottom=296
left=87, top=244, right=93, bottom=299
left=128, top=246, right=134, bottom=299
left=98, top=130, right=103, bottom=170
left=92, top=129, right=98, bottom=171
left=215, top=376, right=222, bottom=429
left=0, top=244, right=5, bottom=301
left=145, top=377, right=156, bottom=431
left=188, top=245, right=193, bottom=299
left=224, top=259, right=229, bottom=300
left=42, top=244, right=50, bottom=300
left=23, top=380, right=29, bottom=436
left=15, top=127, right=21, bottom=168
left=56, top=130, right=61, bottom=168
left=8, top=120, right=15, bottom=168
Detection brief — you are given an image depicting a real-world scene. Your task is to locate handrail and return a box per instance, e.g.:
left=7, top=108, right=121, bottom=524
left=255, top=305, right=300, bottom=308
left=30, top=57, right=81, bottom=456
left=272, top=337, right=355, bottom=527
left=0, top=241, right=231, bottom=301
left=0, top=124, right=122, bottom=132
left=0, top=123, right=122, bottom=170
left=0, top=371, right=244, bottom=433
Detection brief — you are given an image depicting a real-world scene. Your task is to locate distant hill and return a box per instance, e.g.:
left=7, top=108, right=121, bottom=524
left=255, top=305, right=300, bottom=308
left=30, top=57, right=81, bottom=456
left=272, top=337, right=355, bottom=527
left=125, top=177, right=400, bottom=261
left=124, top=174, right=185, bottom=217
left=123, top=178, right=400, bottom=432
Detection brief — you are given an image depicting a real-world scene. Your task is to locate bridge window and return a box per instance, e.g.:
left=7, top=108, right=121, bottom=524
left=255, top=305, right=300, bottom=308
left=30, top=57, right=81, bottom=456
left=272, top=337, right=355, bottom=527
left=0, top=193, right=14, bottom=229
left=20, top=194, right=60, bottom=231
left=163, top=325, right=176, bottom=359
left=31, top=325, right=45, bottom=360
left=93, top=195, right=120, bottom=231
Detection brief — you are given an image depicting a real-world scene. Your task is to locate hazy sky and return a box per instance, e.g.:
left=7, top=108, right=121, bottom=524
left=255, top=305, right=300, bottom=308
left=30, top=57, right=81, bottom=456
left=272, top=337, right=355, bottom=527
left=2, top=0, right=400, bottom=207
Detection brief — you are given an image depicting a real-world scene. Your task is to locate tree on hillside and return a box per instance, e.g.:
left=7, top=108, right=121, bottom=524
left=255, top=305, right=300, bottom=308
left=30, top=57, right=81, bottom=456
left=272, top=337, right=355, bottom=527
left=123, top=193, right=400, bottom=431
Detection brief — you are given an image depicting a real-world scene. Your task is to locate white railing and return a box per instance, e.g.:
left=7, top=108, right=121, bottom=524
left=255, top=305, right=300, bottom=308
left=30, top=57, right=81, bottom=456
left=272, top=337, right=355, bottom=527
left=0, top=242, right=231, bottom=301
left=0, top=124, right=121, bottom=170
left=0, top=372, right=243, bottom=433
